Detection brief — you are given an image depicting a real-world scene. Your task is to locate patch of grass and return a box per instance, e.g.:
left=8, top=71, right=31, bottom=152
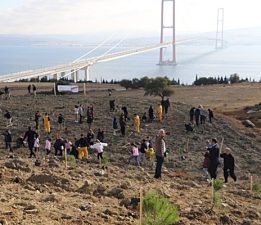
left=213, top=179, right=224, bottom=191
left=252, top=182, right=261, bottom=193
left=101, top=156, right=110, bottom=165
left=142, top=192, right=179, bottom=225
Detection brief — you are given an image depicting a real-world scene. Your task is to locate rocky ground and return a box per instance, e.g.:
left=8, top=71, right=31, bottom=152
left=0, top=84, right=260, bottom=225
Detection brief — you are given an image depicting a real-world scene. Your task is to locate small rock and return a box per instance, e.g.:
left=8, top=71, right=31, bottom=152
left=120, top=181, right=131, bottom=189
left=242, top=120, right=255, bottom=128
left=13, top=176, right=24, bottom=184
left=61, top=214, right=72, bottom=220
left=107, top=187, right=125, bottom=199
left=220, top=215, right=232, bottom=224
left=24, top=208, right=38, bottom=214
left=79, top=203, right=95, bottom=211
left=246, top=210, right=260, bottom=220
left=241, top=220, right=251, bottom=225
left=0, top=219, right=8, bottom=225
left=119, top=198, right=131, bottom=208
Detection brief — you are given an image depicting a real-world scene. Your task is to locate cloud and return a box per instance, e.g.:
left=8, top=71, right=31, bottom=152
left=0, top=0, right=260, bottom=35
left=0, top=0, right=160, bottom=35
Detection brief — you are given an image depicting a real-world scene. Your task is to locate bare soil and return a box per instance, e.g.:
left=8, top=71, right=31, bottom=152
left=0, top=82, right=260, bottom=225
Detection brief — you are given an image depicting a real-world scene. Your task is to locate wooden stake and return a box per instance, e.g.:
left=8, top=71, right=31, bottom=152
left=139, top=188, right=143, bottom=225
left=54, top=83, right=56, bottom=96
left=65, top=148, right=67, bottom=169
left=84, top=83, right=86, bottom=96
left=250, top=175, right=253, bottom=191
left=220, top=137, right=224, bottom=152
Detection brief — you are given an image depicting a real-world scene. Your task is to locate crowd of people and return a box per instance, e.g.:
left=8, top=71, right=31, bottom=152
left=1, top=85, right=237, bottom=184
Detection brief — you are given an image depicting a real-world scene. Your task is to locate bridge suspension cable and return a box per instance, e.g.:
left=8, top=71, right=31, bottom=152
left=61, top=34, right=128, bottom=80
left=72, top=33, right=116, bottom=63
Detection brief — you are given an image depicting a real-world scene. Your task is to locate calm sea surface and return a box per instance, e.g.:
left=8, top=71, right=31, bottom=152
left=0, top=39, right=261, bottom=84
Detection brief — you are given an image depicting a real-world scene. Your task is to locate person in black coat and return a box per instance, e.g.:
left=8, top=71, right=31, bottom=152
left=220, top=148, right=237, bottom=183
left=3, top=130, right=12, bottom=152
left=208, top=109, right=214, bottom=123
left=119, top=113, right=126, bottom=136
left=148, top=105, right=154, bottom=122
left=23, top=126, right=37, bottom=158
left=194, top=107, right=200, bottom=126
left=189, top=107, right=195, bottom=123
left=207, top=138, right=220, bottom=180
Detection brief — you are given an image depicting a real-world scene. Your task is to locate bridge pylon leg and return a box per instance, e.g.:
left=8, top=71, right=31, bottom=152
left=84, top=66, right=90, bottom=81
left=53, top=73, right=61, bottom=81
left=159, top=0, right=176, bottom=65
left=71, top=70, right=77, bottom=83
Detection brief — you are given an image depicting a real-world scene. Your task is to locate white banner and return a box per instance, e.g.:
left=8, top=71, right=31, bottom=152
left=57, top=85, right=79, bottom=93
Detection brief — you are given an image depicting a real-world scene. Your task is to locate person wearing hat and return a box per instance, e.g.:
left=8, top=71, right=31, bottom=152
left=207, top=138, right=220, bottom=180
left=154, top=129, right=167, bottom=179
left=220, top=148, right=237, bottom=183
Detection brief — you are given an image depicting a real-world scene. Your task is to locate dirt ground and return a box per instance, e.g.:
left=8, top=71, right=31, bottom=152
left=0, top=82, right=260, bottom=225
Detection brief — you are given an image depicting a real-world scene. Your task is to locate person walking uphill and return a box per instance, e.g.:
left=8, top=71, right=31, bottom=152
left=91, top=139, right=108, bottom=162
left=208, top=109, right=214, bottom=123
left=154, top=129, right=167, bottom=179
left=157, top=104, right=163, bottom=122
left=23, top=126, right=37, bottom=158
left=35, top=111, right=41, bottom=130
left=134, top=113, right=140, bottom=133
left=43, top=113, right=51, bottom=134
left=207, top=138, right=220, bottom=180
left=220, top=148, right=237, bottom=183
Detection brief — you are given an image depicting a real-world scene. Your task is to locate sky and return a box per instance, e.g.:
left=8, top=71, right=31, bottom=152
left=0, top=0, right=260, bottom=37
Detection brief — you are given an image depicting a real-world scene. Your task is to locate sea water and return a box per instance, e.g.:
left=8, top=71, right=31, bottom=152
left=0, top=33, right=261, bottom=84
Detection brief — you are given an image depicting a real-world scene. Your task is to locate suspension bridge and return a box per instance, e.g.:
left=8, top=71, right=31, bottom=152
left=0, top=0, right=224, bottom=83
left=0, top=40, right=188, bottom=83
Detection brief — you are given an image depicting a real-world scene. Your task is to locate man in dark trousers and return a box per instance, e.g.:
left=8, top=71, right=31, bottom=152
left=207, top=138, right=220, bottom=180
left=220, top=148, right=237, bottom=183
left=35, top=111, right=41, bottom=130
left=194, top=107, right=200, bottom=126
left=23, top=126, right=37, bottom=158
left=208, top=109, right=214, bottom=123
left=154, top=129, right=167, bottom=179
left=148, top=105, right=154, bottom=122
left=3, top=130, right=12, bottom=152
left=27, top=85, right=31, bottom=94
left=119, top=113, right=126, bottom=136
left=189, top=107, right=195, bottom=123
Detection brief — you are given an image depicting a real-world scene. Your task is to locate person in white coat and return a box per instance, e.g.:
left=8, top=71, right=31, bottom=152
left=91, top=139, right=108, bottom=161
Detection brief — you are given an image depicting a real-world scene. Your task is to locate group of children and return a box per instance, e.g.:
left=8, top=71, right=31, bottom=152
left=128, top=137, right=155, bottom=167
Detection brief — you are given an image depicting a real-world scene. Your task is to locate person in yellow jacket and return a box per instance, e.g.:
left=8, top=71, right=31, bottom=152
left=157, top=104, right=163, bottom=122
left=77, top=134, right=88, bottom=159
left=43, top=113, right=51, bottom=134
left=134, top=114, right=140, bottom=133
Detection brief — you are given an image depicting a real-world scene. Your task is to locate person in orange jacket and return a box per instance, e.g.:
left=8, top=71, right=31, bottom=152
left=43, top=113, right=51, bottom=134
left=134, top=113, right=140, bottom=133
left=157, top=104, right=163, bottom=122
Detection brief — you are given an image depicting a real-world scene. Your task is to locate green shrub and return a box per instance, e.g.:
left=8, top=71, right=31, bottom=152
left=213, top=179, right=224, bottom=191
left=252, top=182, right=261, bottom=193
left=67, top=155, right=76, bottom=162
left=142, top=192, right=179, bottom=225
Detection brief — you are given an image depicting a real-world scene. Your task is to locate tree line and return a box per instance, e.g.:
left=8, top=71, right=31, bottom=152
left=193, top=73, right=255, bottom=85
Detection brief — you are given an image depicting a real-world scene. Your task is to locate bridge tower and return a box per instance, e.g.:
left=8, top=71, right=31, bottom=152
left=159, top=0, right=176, bottom=65
left=215, top=8, right=224, bottom=49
